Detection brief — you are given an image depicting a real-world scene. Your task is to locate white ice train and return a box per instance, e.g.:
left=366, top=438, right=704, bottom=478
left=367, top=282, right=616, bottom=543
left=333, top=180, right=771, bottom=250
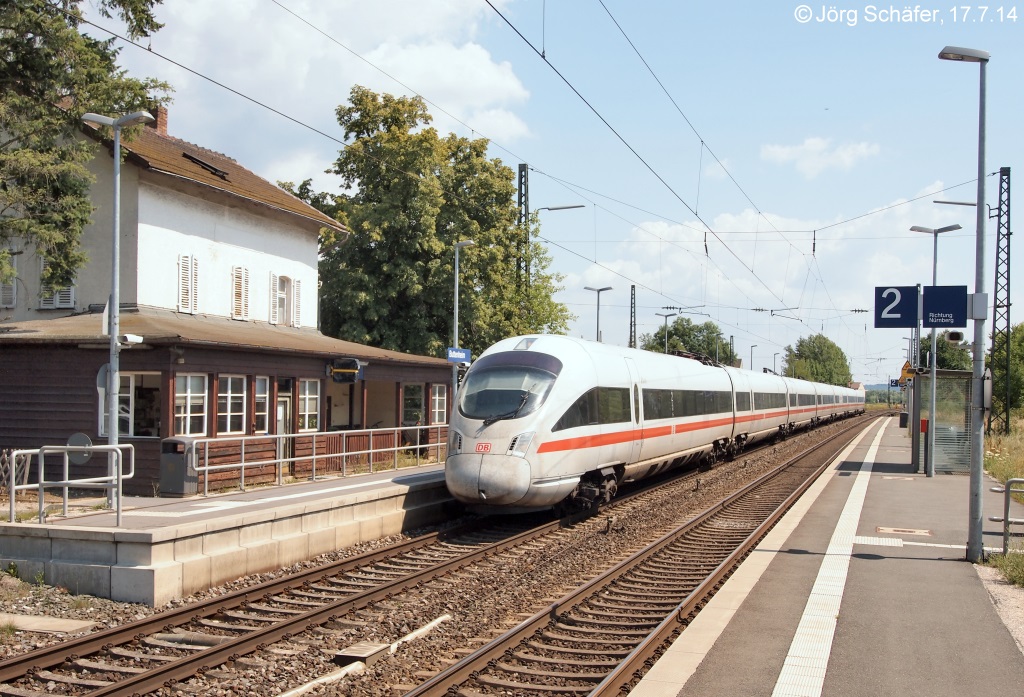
left=445, top=335, right=865, bottom=513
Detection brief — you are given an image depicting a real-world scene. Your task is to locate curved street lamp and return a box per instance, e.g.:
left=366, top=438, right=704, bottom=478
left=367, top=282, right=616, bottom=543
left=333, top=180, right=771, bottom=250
left=910, top=223, right=961, bottom=478
left=938, top=44, right=989, bottom=562
left=452, top=240, right=475, bottom=403
left=584, top=286, right=612, bottom=342
left=81, top=110, right=154, bottom=507
left=655, top=312, right=676, bottom=353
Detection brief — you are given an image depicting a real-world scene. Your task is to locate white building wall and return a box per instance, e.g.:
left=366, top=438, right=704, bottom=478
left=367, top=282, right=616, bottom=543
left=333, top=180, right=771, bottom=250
left=136, top=184, right=319, bottom=328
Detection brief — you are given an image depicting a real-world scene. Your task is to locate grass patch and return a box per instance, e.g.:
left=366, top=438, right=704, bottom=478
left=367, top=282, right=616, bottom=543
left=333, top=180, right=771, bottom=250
left=70, top=596, right=92, bottom=610
left=989, top=549, right=1024, bottom=586
left=984, top=414, right=1024, bottom=588
left=0, top=621, right=17, bottom=639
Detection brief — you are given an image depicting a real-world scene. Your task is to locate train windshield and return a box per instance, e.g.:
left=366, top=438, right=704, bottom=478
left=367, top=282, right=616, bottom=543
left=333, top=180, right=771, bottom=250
left=458, top=351, right=562, bottom=423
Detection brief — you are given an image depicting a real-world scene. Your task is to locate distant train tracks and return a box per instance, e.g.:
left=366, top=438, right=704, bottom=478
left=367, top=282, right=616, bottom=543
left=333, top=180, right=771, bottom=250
left=0, top=413, right=879, bottom=696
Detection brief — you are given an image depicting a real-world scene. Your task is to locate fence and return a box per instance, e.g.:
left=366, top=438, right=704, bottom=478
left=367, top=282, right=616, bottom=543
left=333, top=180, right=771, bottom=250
left=6, top=445, right=135, bottom=526
left=190, top=423, right=449, bottom=496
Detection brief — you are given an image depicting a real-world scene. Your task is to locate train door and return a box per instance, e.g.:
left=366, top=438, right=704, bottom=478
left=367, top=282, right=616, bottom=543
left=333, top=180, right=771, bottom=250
left=624, top=358, right=643, bottom=462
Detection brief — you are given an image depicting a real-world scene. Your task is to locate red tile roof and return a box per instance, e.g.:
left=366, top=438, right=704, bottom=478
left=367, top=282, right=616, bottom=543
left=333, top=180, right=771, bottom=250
left=85, top=112, right=345, bottom=234
left=0, top=307, right=447, bottom=367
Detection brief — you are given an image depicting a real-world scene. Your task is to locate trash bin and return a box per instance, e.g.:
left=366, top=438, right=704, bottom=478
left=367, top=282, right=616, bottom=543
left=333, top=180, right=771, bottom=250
left=898, top=411, right=909, bottom=429
left=160, top=436, right=197, bottom=497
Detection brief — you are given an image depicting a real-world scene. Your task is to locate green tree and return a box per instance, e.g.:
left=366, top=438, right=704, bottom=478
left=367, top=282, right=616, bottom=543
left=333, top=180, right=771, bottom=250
left=782, top=334, right=852, bottom=385
left=298, top=86, right=572, bottom=357
left=916, top=331, right=972, bottom=371
left=1, top=0, right=169, bottom=288
left=639, top=316, right=737, bottom=364
left=991, top=322, right=1024, bottom=418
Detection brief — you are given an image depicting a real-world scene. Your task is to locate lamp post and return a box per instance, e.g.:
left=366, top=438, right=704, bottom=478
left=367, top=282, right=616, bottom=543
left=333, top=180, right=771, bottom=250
left=523, top=204, right=584, bottom=286
left=655, top=312, right=676, bottom=353
left=750, top=345, right=757, bottom=370
left=81, top=110, right=154, bottom=506
left=584, top=286, right=612, bottom=341
left=537, top=205, right=585, bottom=213
left=773, top=352, right=780, bottom=373
left=910, top=223, right=962, bottom=478
left=938, top=44, right=989, bottom=562
left=452, top=240, right=475, bottom=404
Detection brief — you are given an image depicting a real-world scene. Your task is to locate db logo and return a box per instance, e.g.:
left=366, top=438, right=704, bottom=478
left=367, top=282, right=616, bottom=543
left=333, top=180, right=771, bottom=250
left=475, top=442, right=492, bottom=453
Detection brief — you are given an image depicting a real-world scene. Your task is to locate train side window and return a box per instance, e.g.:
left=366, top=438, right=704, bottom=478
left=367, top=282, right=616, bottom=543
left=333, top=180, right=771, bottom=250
left=553, top=389, right=598, bottom=431
left=790, top=393, right=796, bottom=407
left=599, top=387, right=631, bottom=424
left=735, top=391, right=751, bottom=411
left=553, top=387, right=634, bottom=431
left=633, top=385, right=640, bottom=423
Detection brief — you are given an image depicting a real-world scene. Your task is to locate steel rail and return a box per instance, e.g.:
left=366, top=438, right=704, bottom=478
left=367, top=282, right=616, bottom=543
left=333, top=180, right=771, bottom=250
left=404, top=414, right=878, bottom=696
left=0, top=517, right=536, bottom=688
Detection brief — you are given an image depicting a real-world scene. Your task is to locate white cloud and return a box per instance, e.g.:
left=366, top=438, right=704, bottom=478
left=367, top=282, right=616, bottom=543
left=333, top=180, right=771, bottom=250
left=761, top=137, right=880, bottom=179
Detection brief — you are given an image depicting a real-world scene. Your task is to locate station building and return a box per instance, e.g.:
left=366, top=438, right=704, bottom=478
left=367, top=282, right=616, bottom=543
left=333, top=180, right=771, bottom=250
left=0, top=107, right=451, bottom=494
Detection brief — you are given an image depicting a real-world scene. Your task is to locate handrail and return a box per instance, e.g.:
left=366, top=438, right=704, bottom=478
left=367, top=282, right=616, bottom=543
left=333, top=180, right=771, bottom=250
left=7, top=445, right=135, bottom=526
left=188, top=424, right=448, bottom=496
left=990, top=478, right=1024, bottom=555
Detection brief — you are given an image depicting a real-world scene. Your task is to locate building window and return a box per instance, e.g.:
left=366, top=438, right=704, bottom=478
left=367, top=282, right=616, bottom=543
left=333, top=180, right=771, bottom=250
left=174, top=374, right=208, bottom=436
left=269, top=273, right=302, bottom=327
left=217, top=375, right=246, bottom=434
left=231, top=266, right=249, bottom=320
left=403, top=384, right=424, bottom=426
left=430, top=384, right=447, bottom=425
left=98, top=372, right=161, bottom=438
left=1, top=250, right=16, bottom=308
left=254, top=376, right=269, bottom=433
left=178, top=254, right=199, bottom=314
left=39, top=259, right=75, bottom=309
left=298, top=379, right=319, bottom=431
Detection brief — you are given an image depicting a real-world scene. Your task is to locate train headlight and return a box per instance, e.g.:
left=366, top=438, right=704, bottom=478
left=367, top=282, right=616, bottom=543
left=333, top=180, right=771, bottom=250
left=448, top=430, right=463, bottom=455
left=507, top=431, right=535, bottom=458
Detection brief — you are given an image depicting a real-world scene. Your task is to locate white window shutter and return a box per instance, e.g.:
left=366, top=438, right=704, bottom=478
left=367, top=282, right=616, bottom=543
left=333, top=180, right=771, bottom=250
left=269, top=272, right=279, bottom=325
left=178, top=255, right=199, bottom=314
left=191, top=256, right=199, bottom=313
left=39, top=258, right=74, bottom=309
left=0, top=281, right=14, bottom=308
left=292, top=279, right=302, bottom=327
left=178, top=255, right=192, bottom=313
left=231, top=266, right=249, bottom=320
left=1, top=253, right=16, bottom=308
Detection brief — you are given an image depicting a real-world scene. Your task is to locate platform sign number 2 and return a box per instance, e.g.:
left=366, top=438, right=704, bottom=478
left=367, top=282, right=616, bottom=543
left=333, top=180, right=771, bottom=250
left=874, top=286, right=919, bottom=329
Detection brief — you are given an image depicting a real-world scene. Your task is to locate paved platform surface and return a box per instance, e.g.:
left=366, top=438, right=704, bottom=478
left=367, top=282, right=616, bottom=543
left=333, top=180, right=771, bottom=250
left=32, top=463, right=445, bottom=529
left=631, top=416, right=1024, bottom=697
left=1, top=463, right=449, bottom=605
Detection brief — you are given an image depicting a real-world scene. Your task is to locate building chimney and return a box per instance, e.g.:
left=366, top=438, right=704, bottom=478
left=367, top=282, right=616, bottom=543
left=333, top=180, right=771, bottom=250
left=148, top=105, right=168, bottom=135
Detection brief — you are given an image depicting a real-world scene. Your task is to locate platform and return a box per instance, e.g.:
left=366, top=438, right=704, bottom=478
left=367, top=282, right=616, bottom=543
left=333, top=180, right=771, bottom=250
left=631, top=416, right=1024, bottom=697
left=0, top=464, right=449, bottom=606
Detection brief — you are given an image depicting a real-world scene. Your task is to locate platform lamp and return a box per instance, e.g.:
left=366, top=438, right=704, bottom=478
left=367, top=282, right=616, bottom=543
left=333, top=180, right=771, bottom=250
left=655, top=312, right=676, bottom=353
left=910, top=223, right=961, bottom=478
left=584, top=286, right=612, bottom=342
left=81, top=110, right=154, bottom=507
left=938, top=44, right=989, bottom=563
left=452, top=240, right=475, bottom=405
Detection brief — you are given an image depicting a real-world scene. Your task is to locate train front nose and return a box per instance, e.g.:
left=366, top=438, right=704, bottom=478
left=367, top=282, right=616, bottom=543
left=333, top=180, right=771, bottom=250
left=445, top=454, right=532, bottom=505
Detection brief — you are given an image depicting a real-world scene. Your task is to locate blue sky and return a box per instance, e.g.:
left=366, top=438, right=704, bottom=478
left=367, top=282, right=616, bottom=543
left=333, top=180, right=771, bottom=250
left=83, top=1, right=1022, bottom=384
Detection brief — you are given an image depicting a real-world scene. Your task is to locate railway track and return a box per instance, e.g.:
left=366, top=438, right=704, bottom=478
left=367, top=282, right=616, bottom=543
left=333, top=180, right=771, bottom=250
left=405, top=414, right=878, bottom=696
left=0, top=413, right=878, bottom=696
left=0, top=517, right=557, bottom=696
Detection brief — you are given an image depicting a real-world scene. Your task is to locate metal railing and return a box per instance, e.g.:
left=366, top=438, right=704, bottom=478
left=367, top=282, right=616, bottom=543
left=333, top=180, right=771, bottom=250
left=6, top=445, right=135, bottom=526
left=990, top=478, right=1024, bottom=555
left=190, top=424, right=449, bottom=496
